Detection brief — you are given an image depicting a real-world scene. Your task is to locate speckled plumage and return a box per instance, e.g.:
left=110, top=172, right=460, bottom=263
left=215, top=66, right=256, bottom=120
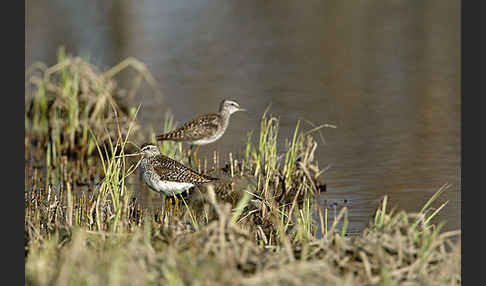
left=156, top=113, right=224, bottom=144
left=156, top=99, right=245, bottom=146
left=139, top=143, right=217, bottom=195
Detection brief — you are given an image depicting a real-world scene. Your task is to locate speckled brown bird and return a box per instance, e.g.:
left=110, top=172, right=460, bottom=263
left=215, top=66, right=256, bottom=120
left=156, top=99, right=246, bottom=146
left=139, top=143, right=217, bottom=195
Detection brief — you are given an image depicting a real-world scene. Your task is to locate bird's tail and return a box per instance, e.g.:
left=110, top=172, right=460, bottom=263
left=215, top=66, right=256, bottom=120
left=203, top=174, right=218, bottom=182
left=156, top=134, right=168, bottom=141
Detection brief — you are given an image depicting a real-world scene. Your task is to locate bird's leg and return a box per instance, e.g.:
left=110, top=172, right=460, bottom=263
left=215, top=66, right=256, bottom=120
left=193, top=145, right=200, bottom=170
left=160, top=202, right=166, bottom=225
left=188, top=145, right=194, bottom=167
left=160, top=194, right=166, bottom=224
left=172, top=192, right=179, bottom=216
left=164, top=197, right=171, bottom=224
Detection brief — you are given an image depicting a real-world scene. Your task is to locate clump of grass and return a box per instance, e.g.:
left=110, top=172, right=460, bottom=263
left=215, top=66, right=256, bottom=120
left=215, top=110, right=331, bottom=245
left=90, top=105, right=141, bottom=233
left=25, top=47, right=157, bottom=160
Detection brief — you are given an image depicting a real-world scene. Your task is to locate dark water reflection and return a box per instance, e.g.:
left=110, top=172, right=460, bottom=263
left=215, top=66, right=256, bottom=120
left=26, top=0, right=460, bottom=233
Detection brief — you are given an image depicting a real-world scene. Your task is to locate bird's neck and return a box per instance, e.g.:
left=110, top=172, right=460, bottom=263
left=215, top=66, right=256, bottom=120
left=219, top=109, right=232, bottom=125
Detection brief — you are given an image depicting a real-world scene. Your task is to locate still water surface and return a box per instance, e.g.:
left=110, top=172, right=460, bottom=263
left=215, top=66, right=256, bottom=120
left=26, top=0, right=460, bottom=233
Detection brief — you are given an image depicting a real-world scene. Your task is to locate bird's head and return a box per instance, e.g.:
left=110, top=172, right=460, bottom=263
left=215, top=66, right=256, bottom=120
left=219, top=99, right=246, bottom=115
left=139, top=143, right=161, bottom=157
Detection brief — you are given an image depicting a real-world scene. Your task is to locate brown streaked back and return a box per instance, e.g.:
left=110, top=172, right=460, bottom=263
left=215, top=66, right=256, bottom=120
left=156, top=113, right=222, bottom=142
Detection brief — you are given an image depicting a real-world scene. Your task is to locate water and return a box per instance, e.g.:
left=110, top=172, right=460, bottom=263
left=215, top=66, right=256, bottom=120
left=26, top=0, right=460, bottom=233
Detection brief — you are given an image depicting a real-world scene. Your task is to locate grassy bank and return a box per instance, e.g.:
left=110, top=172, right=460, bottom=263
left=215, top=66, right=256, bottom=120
left=25, top=52, right=461, bottom=285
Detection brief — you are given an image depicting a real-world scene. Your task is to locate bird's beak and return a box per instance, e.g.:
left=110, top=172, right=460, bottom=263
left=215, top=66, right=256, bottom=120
left=238, top=107, right=247, bottom=112
left=114, top=152, right=142, bottom=159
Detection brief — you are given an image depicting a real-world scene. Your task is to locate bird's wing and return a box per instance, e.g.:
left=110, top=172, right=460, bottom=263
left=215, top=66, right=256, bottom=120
left=157, top=113, right=221, bottom=141
left=151, top=155, right=214, bottom=184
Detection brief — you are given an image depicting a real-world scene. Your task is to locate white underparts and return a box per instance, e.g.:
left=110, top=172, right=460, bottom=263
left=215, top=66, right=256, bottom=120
left=156, top=181, right=195, bottom=195
left=190, top=131, right=225, bottom=145
left=148, top=178, right=195, bottom=195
